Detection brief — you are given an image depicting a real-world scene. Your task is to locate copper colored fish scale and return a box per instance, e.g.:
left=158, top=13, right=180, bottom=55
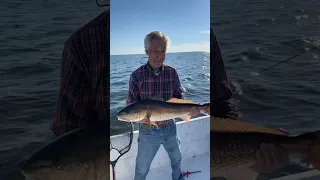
left=210, top=117, right=320, bottom=176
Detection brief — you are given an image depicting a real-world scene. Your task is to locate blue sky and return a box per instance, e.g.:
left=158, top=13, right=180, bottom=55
left=110, top=0, right=210, bottom=55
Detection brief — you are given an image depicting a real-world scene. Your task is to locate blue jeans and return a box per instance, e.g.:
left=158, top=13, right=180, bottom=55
left=134, top=120, right=184, bottom=180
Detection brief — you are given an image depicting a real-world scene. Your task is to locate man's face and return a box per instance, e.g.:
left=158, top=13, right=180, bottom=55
left=146, top=38, right=166, bottom=70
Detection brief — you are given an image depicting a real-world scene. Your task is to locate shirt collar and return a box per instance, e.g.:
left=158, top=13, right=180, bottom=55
left=146, top=61, right=164, bottom=74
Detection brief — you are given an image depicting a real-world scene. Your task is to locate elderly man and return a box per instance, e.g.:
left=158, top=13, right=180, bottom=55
left=126, top=31, right=201, bottom=180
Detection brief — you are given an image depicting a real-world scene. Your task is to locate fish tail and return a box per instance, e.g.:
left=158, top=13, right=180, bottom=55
left=202, top=103, right=210, bottom=115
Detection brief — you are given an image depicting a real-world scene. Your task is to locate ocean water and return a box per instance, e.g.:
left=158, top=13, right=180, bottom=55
left=0, top=0, right=106, bottom=179
left=212, top=0, right=320, bottom=179
left=110, top=52, right=210, bottom=135
left=212, top=0, right=320, bottom=136
left=0, top=0, right=319, bottom=179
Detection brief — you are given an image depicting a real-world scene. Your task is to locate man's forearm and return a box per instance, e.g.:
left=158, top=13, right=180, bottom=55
left=210, top=25, right=239, bottom=120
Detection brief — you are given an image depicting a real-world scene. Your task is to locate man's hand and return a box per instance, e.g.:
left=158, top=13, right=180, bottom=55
left=252, top=143, right=289, bottom=173
left=252, top=128, right=290, bottom=173
left=251, top=127, right=290, bottom=173
left=137, top=118, right=159, bottom=128
left=307, top=145, right=320, bottom=169
left=137, top=118, right=148, bottom=124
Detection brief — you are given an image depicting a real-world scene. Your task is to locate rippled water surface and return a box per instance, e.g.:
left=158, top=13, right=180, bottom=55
left=212, top=0, right=320, bottom=179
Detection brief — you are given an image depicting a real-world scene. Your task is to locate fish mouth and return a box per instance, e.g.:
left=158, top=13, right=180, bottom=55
left=21, top=168, right=50, bottom=180
left=117, top=116, right=141, bottom=122
left=21, top=167, right=38, bottom=179
left=21, top=160, right=52, bottom=177
left=21, top=170, right=34, bottom=179
left=117, top=116, right=130, bottom=122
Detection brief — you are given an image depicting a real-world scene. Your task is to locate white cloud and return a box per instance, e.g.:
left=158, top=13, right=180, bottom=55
left=110, top=42, right=210, bottom=55
left=200, top=30, right=210, bottom=34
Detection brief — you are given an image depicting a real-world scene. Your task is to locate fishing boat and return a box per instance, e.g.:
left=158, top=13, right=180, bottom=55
left=109, top=114, right=320, bottom=180
left=110, top=115, right=210, bottom=180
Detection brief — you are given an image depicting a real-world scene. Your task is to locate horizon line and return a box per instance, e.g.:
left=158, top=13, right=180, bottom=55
left=110, top=50, right=210, bottom=56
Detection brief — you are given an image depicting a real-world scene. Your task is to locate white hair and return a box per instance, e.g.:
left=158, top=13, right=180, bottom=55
left=144, top=31, right=171, bottom=51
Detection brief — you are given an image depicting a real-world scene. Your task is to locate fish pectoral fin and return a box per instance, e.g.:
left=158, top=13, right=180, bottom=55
left=166, top=98, right=199, bottom=105
left=146, top=119, right=158, bottom=129
left=180, top=115, right=191, bottom=122
left=145, top=111, right=158, bottom=129
left=150, top=95, right=165, bottom=101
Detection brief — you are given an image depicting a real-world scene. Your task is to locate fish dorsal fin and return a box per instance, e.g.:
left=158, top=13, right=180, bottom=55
left=166, top=98, right=199, bottom=105
left=210, top=117, right=289, bottom=136
left=151, top=95, right=165, bottom=101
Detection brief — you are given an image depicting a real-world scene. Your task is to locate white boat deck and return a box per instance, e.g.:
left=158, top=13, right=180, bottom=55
left=110, top=115, right=210, bottom=180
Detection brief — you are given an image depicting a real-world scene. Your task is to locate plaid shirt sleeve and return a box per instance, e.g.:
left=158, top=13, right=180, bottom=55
left=51, top=43, right=92, bottom=136
left=173, top=69, right=184, bottom=99
left=126, top=72, right=140, bottom=104
left=51, top=10, right=109, bottom=136
left=210, top=25, right=239, bottom=120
